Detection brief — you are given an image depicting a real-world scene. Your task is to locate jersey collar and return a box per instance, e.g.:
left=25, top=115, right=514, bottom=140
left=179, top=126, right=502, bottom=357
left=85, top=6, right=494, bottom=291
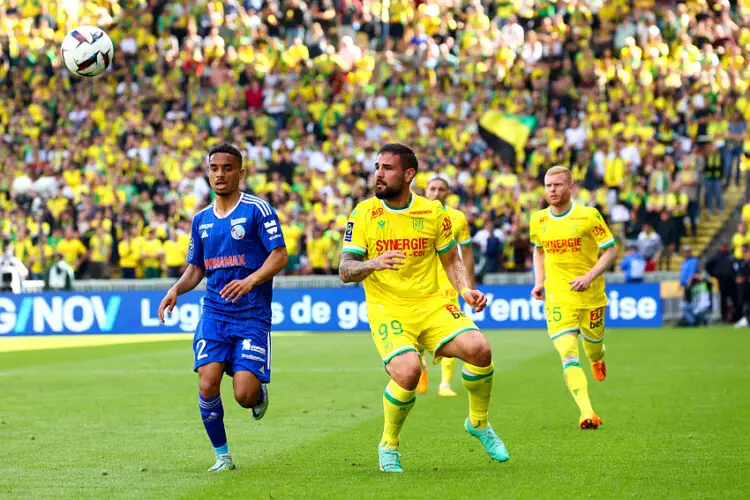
left=212, top=194, right=243, bottom=219
left=381, top=192, right=414, bottom=213
left=548, top=201, right=575, bottom=220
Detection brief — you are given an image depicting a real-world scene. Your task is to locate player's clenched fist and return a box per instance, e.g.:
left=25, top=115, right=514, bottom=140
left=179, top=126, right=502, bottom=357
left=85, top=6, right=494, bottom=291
left=531, top=284, right=544, bottom=300
left=461, top=288, right=488, bottom=313
left=157, top=288, right=178, bottom=323
left=373, top=251, right=406, bottom=271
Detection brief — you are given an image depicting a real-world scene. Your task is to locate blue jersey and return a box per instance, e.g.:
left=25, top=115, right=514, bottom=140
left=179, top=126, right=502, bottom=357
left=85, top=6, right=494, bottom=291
left=188, top=193, right=286, bottom=328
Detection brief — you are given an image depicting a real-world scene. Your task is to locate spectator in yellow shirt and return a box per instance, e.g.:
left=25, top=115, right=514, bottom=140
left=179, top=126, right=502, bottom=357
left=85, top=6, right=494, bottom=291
left=163, top=231, right=187, bottom=278
left=281, top=220, right=303, bottom=274
left=141, top=229, right=164, bottom=279
left=27, top=237, right=54, bottom=280
left=306, top=224, right=333, bottom=275
left=56, top=228, right=88, bottom=278
left=118, top=230, right=138, bottom=279
left=88, top=225, right=113, bottom=279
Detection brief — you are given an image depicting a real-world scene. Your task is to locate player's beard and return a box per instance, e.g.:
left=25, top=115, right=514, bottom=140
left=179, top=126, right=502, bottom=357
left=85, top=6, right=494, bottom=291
left=374, top=180, right=404, bottom=200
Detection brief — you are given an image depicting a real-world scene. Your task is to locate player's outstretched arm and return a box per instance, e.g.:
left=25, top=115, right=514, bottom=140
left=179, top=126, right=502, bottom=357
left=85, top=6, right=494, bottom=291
left=220, top=246, right=289, bottom=303
left=569, top=244, right=619, bottom=291
left=438, top=245, right=487, bottom=312
left=531, top=246, right=545, bottom=299
left=339, top=250, right=405, bottom=283
left=158, top=264, right=206, bottom=323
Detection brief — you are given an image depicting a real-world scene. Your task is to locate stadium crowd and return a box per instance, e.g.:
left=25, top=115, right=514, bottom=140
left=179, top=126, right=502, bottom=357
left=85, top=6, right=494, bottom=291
left=1, top=0, right=749, bottom=281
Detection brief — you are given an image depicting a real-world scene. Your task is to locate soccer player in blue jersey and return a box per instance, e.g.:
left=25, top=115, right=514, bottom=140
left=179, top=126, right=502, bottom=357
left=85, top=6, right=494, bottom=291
left=158, top=143, right=288, bottom=472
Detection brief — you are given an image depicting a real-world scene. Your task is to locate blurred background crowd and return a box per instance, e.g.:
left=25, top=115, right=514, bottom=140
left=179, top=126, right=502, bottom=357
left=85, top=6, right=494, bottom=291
left=2, top=0, right=750, bottom=285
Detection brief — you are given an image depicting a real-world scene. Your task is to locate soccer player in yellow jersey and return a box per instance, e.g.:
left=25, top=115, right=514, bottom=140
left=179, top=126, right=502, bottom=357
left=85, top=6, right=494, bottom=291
left=339, top=144, right=509, bottom=472
left=418, top=175, right=476, bottom=397
left=529, top=166, right=618, bottom=430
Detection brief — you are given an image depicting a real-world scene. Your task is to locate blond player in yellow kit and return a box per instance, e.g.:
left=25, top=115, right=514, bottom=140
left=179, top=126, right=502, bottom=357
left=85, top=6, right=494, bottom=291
left=417, top=175, right=476, bottom=397
left=339, top=143, right=509, bottom=472
left=530, top=166, right=618, bottom=430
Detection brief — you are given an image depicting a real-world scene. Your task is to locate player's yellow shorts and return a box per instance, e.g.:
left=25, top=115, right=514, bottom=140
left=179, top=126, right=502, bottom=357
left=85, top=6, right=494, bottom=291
left=368, top=297, right=478, bottom=365
left=545, top=303, right=606, bottom=344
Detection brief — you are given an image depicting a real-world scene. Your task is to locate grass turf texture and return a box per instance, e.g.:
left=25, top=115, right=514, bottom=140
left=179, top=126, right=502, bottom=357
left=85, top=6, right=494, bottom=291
left=1, top=328, right=748, bottom=499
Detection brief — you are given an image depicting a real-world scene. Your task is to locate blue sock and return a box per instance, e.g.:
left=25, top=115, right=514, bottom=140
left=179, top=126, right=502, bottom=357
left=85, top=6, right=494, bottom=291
left=199, top=394, right=228, bottom=455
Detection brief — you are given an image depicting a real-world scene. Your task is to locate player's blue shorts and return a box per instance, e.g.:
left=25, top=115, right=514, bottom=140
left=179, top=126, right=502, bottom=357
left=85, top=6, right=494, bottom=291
left=192, top=315, right=271, bottom=383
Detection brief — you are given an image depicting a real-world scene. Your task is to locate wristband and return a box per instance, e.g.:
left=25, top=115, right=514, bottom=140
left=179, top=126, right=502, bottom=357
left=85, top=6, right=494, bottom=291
left=460, top=287, right=471, bottom=296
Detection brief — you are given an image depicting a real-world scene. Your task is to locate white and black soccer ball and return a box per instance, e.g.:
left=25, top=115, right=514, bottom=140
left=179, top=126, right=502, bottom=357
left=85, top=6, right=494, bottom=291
left=61, top=26, right=114, bottom=78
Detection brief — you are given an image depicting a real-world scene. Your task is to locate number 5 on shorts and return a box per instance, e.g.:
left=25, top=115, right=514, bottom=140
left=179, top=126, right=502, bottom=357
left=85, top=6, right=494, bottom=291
left=547, top=307, right=562, bottom=322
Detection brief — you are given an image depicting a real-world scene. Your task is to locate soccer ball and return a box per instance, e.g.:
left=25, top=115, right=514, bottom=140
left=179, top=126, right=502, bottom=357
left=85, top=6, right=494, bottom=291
left=61, top=26, right=114, bottom=78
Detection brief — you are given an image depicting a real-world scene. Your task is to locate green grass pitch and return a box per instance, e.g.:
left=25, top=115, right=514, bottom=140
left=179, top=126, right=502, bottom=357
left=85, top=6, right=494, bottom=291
left=1, top=327, right=749, bottom=499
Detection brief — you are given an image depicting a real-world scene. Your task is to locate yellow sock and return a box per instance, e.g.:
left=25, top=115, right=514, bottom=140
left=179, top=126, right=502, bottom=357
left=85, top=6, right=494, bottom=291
left=553, top=335, right=594, bottom=416
left=380, top=379, right=416, bottom=449
left=582, top=336, right=606, bottom=362
left=441, top=358, right=455, bottom=386
left=461, top=360, right=494, bottom=429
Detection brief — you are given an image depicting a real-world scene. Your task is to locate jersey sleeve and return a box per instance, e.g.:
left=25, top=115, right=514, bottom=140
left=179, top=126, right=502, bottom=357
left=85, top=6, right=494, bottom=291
left=455, top=212, right=472, bottom=247
left=589, top=209, right=616, bottom=250
left=529, top=214, right=542, bottom=249
left=341, top=205, right=368, bottom=256
left=435, top=205, right=457, bottom=255
left=187, top=215, right=204, bottom=267
left=254, top=203, right=286, bottom=252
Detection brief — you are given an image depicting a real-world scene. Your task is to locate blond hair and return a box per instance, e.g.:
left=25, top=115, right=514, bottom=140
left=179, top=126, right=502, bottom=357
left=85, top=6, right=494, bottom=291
left=545, top=165, right=572, bottom=182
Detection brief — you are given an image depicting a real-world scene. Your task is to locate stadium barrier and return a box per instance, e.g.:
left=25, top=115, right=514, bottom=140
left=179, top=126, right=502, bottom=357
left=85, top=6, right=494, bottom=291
left=0, top=283, right=663, bottom=336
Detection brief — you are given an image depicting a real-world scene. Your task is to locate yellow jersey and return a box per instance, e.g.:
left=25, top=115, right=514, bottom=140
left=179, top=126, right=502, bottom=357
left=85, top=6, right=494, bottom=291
left=89, top=234, right=113, bottom=263
left=342, top=193, right=456, bottom=308
left=141, top=238, right=163, bottom=268
left=163, top=240, right=186, bottom=268
left=118, top=240, right=138, bottom=269
left=56, top=238, right=87, bottom=269
left=437, top=206, right=473, bottom=295
left=529, top=202, right=616, bottom=308
left=308, top=236, right=333, bottom=269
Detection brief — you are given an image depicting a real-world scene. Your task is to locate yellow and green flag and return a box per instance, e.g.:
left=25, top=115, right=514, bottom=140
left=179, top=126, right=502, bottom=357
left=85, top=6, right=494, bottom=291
left=478, top=111, right=537, bottom=166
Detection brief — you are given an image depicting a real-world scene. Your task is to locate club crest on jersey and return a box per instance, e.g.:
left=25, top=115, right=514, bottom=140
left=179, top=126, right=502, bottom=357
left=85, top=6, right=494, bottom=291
left=231, top=224, right=246, bottom=240
left=413, top=218, right=424, bottom=232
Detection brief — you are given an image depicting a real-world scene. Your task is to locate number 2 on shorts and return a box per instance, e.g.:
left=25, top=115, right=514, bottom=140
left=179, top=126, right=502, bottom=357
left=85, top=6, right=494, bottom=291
left=196, top=339, right=208, bottom=360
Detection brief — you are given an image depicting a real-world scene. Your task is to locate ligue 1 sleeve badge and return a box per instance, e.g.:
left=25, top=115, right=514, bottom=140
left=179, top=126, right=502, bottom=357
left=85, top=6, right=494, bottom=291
left=231, top=224, right=246, bottom=240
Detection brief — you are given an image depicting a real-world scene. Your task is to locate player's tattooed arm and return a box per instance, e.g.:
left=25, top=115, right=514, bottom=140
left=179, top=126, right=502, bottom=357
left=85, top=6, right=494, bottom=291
left=439, top=245, right=487, bottom=312
left=438, top=245, right=471, bottom=292
left=339, top=250, right=405, bottom=283
left=339, top=252, right=377, bottom=283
